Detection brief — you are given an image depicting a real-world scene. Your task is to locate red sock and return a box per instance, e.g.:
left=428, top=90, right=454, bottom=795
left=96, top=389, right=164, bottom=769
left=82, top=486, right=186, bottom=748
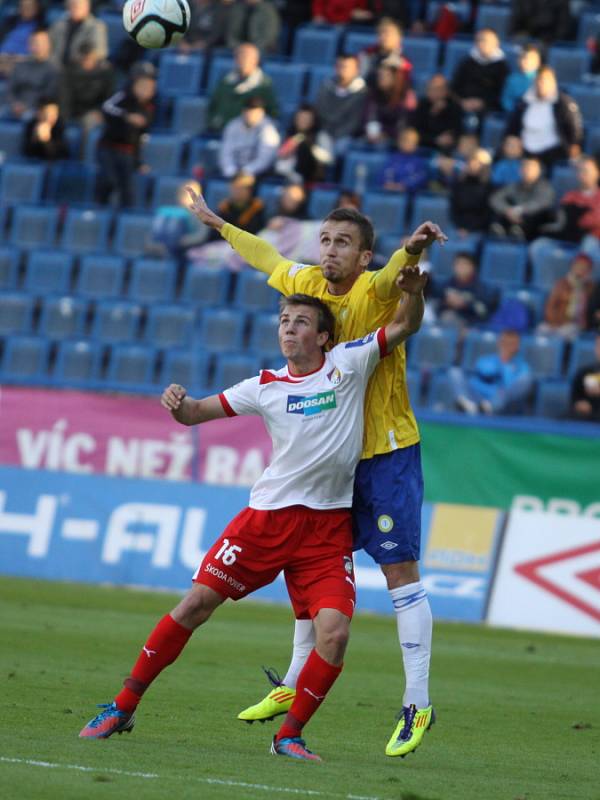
left=276, top=648, right=342, bottom=741
left=114, top=614, right=192, bottom=712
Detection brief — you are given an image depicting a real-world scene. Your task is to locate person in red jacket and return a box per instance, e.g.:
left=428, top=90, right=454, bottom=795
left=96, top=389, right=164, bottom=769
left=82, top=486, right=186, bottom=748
left=312, top=0, right=372, bottom=25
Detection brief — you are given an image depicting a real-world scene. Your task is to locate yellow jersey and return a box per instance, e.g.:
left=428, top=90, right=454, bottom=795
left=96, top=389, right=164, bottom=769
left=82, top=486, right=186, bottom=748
left=221, top=223, right=421, bottom=459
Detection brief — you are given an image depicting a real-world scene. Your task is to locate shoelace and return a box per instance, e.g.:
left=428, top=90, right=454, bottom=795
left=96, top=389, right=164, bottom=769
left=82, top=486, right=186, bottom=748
left=88, top=702, right=120, bottom=727
left=399, top=705, right=416, bottom=740
left=262, top=665, right=284, bottom=688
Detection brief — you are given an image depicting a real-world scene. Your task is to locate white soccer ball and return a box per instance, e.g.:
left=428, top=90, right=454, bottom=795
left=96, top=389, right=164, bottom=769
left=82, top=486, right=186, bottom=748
left=123, top=0, right=190, bottom=50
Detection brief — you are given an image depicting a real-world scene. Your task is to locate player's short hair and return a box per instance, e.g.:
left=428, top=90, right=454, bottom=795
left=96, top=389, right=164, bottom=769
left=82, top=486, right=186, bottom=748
left=279, top=293, right=336, bottom=347
left=322, top=208, right=374, bottom=252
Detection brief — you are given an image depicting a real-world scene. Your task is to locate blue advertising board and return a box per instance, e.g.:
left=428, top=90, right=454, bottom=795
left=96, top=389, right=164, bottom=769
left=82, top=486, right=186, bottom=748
left=0, top=467, right=502, bottom=621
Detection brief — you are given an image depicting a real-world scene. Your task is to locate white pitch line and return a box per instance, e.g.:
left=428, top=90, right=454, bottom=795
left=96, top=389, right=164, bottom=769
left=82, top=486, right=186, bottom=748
left=0, top=756, right=389, bottom=800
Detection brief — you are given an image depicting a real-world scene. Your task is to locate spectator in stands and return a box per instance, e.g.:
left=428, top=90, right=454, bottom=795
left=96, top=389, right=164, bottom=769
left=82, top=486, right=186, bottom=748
left=50, top=0, right=107, bottom=67
left=226, top=0, right=281, bottom=53
left=207, top=42, right=278, bottom=133
left=218, top=95, right=280, bottom=180
left=216, top=174, right=265, bottom=234
left=587, top=281, right=600, bottom=332
left=269, top=183, right=307, bottom=225
left=359, top=17, right=413, bottom=104
left=432, top=131, right=479, bottom=188
left=539, top=253, right=595, bottom=340
left=547, top=157, right=600, bottom=253
left=432, top=251, right=498, bottom=329
left=279, top=0, right=312, bottom=33
left=314, top=54, right=367, bottom=157
left=489, top=157, right=555, bottom=241
left=275, top=103, right=333, bottom=184
left=378, top=127, right=428, bottom=195
left=510, top=0, right=574, bottom=44
left=148, top=179, right=208, bottom=257
left=500, top=44, right=541, bottom=114
left=450, top=147, right=493, bottom=235
left=451, top=28, right=509, bottom=127
left=311, top=0, right=373, bottom=25
left=0, top=0, right=45, bottom=77
left=569, top=333, right=600, bottom=421
left=448, top=329, right=533, bottom=415
left=7, top=29, right=58, bottom=119
left=411, top=73, right=462, bottom=156
left=506, top=66, right=583, bottom=171
left=364, top=61, right=411, bottom=146
left=336, top=188, right=361, bottom=210
left=59, top=42, right=114, bottom=136
left=22, top=97, right=69, bottom=160
left=491, top=135, right=523, bottom=187
left=96, top=62, right=156, bottom=208
left=180, top=0, right=235, bottom=52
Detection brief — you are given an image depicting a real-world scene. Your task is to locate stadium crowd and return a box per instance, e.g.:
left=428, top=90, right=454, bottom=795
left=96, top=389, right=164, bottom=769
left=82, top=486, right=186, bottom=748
left=1, top=0, right=600, bottom=422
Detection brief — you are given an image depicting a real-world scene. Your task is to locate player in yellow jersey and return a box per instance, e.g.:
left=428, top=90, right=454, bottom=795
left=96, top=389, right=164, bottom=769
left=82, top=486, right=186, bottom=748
left=187, top=187, right=447, bottom=757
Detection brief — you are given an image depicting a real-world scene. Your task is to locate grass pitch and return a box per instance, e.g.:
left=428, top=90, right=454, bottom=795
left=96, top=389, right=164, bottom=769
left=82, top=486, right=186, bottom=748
left=0, top=576, right=597, bottom=800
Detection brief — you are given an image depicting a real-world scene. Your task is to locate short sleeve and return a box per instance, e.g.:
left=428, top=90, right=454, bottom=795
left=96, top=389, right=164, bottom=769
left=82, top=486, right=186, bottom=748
left=268, top=261, right=321, bottom=295
left=221, top=376, right=261, bottom=416
left=335, top=328, right=387, bottom=378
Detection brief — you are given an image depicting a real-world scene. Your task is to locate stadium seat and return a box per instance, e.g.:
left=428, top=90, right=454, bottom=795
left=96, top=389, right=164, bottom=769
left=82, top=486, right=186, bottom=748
left=481, top=114, right=507, bottom=152
left=530, top=240, right=578, bottom=290
left=90, top=299, right=143, bottom=343
left=548, top=46, right=590, bottom=84
left=212, top=353, right=261, bottom=391
left=443, top=39, right=471, bottom=78
left=158, top=52, right=205, bottom=98
left=0, top=245, right=21, bottom=290
left=577, top=10, right=600, bottom=45
left=568, top=336, right=598, bottom=375
left=0, top=162, right=45, bottom=206
left=475, top=4, right=512, bottom=38
left=0, top=291, right=35, bottom=336
left=461, top=330, right=498, bottom=371
left=47, top=161, right=97, bottom=204
left=23, top=250, right=74, bottom=295
left=343, top=30, right=376, bottom=55
left=257, top=182, right=283, bottom=218
left=151, top=175, right=186, bottom=208
left=521, top=334, right=565, bottom=378
left=141, top=134, right=186, bottom=176
left=428, top=236, right=479, bottom=281
left=479, top=241, right=528, bottom=288
left=128, top=257, right=177, bottom=303
left=551, top=163, right=579, bottom=199
left=203, top=177, right=231, bottom=210
left=188, top=138, right=222, bottom=178
left=341, top=151, right=387, bottom=191
left=502, top=286, right=547, bottom=326
left=403, top=37, right=440, bottom=75
left=197, top=308, right=245, bottom=353
left=60, top=208, right=112, bottom=254
left=292, top=25, right=340, bottom=66
left=159, top=348, right=210, bottom=394
left=0, top=120, right=25, bottom=160
left=172, top=95, right=208, bottom=138
left=305, top=64, right=332, bottom=103
left=264, top=62, right=307, bottom=115
left=145, top=303, right=196, bottom=349
left=248, top=311, right=281, bottom=360
left=205, top=55, right=234, bottom=93
left=363, top=192, right=408, bottom=236
left=100, top=12, right=129, bottom=57
left=425, top=368, right=454, bottom=412
left=0, top=334, right=49, bottom=384
left=565, top=85, right=600, bottom=126
left=408, top=324, right=458, bottom=371
left=534, top=379, right=571, bottom=419
left=410, top=193, right=452, bottom=232
left=38, top=296, right=87, bottom=340
left=113, top=213, right=154, bottom=258
left=180, top=264, right=230, bottom=307
left=307, top=187, right=339, bottom=220
left=10, top=205, right=59, bottom=250
left=105, top=343, right=158, bottom=392
left=76, top=254, right=126, bottom=299
left=232, top=270, right=279, bottom=312
left=52, top=339, right=103, bottom=388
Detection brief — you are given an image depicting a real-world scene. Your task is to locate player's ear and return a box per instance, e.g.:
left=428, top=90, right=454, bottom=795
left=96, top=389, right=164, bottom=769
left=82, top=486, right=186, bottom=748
left=359, top=250, right=373, bottom=269
left=317, top=330, right=329, bottom=348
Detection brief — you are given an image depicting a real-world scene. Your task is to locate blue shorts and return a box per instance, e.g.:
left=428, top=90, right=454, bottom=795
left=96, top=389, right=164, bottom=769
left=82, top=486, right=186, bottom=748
left=352, top=444, right=423, bottom=565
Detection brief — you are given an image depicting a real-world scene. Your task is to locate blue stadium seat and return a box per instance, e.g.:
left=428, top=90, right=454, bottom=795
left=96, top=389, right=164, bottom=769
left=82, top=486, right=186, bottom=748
left=521, top=334, right=565, bottom=378
left=257, top=182, right=283, bottom=218
left=428, top=236, right=479, bottom=281
left=105, top=343, right=157, bottom=392
left=305, top=64, right=332, bottom=103
left=173, top=95, right=209, bottom=138
left=0, top=245, right=21, bottom=290
left=343, top=30, right=376, bottom=55
left=443, top=39, right=472, bottom=78
left=233, top=270, right=279, bottom=312
left=128, top=257, right=177, bottom=303
left=475, top=4, right=512, bottom=38
left=0, top=291, right=35, bottom=335
left=23, top=250, right=74, bottom=295
left=145, top=303, right=196, bottom=349
left=341, top=151, right=388, bottom=191
left=76, top=254, right=126, bottom=299
left=577, top=10, right=600, bottom=45
left=403, top=37, right=440, bottom=75
left=566, top=85, right=600, bottom=126
left=141, top=134, right=186, bottom=176
left=205, top=55, right=234, bottom=93
left=0, top=335, right=49, bottom=384
left=212, top=353, right=261, bottom=391
left=363, top=192, right=408, bottom=236
left=52, top=339, right=103, bottom=388
left=551, top=163, right=578, bottom=199
left=548, top=46, right=590, bottom=84
left=47, top=161, right=98, bottom=204
left=530, top=240, right=578, bottom=290
left=502, top=286, right=546, bottom=326
left=479, top=241, right=528, bottom=288
left=0, top=121, right=25, bottom=159
left=60, top=208, right=112, bottom=254
left=292, top=25, right=340, bottom=65
left=90, top=299, right=143, bottom=343
left=151, top=175, right=186, bottom=208
left=197, top=308, right=245, bottom=354
left=10, top=205, right=59, bottom=250
left=248, top=311, right=282, bottom=360
left=568, top=336, right=598, bottom=375
left=113, top=213, right=154, bottom=258
left=264, top=62, right=307, bottom=115
left=410, top=193, right=452, bottom=231
left=180, top=264, right=230, bottom=306
left=534, top=379, right=571, bottom=419
left=38, top=296, right=87, bottom=340
left=100, top=12, right=129, bottom=57
left=481, top=114, right=507, bottom=152
left=158, top=52, right=205, bottom=97
left=426, top=369, right=454, bottom=412
left=0, top=162, right=45, bottom=205
left=159, top=348, right=210, bottom=394
left=461, top=330, right=498, bottom=371
left=408, top=324, right=458, bottom=370
left=188, top=138, right=222, bottom=178
left=307, top=187, right=339, bottom=219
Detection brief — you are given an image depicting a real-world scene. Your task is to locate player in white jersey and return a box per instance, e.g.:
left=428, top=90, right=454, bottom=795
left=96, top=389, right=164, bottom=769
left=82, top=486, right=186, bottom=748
left=79, top=273, right=427, bottom=761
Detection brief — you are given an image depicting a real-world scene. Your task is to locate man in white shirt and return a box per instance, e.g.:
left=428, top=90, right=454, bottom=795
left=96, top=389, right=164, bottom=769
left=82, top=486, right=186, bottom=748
left=79, top=275, right=427, bottom=761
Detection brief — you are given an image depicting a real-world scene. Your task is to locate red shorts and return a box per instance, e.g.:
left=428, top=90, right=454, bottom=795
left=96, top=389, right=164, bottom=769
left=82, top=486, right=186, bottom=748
left=193, top=505, right=355, bottom=620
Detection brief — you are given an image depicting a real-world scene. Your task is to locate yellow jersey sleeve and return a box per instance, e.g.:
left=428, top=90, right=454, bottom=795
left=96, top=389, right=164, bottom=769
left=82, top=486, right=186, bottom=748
left=220, top=223, right=290, bottom=276
left=268, top=261, right=323, bottom=296
left=370, top=247, right=421, bottom=301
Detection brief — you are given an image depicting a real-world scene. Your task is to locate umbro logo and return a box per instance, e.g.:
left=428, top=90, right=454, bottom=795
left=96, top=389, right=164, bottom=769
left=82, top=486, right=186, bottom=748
left=143, top=646, right=157, bottom=658
left=380, top=541, right=398, bottom=550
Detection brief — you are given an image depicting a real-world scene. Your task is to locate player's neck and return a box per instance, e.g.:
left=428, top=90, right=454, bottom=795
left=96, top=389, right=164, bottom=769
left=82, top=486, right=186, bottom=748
left=287, top=353, right=325, bottom=377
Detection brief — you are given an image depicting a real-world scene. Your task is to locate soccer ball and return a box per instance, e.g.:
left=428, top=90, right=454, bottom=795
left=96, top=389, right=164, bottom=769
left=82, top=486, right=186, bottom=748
left=123, top=0, right=190, bottom=50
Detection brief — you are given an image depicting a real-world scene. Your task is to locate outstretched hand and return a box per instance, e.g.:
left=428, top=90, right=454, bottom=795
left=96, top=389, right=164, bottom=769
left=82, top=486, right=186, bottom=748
left=186, top=186, right=225, bottom=230
left=396, top=265, right=428, bottom=295
left=405, top=221, right=448, bottom=255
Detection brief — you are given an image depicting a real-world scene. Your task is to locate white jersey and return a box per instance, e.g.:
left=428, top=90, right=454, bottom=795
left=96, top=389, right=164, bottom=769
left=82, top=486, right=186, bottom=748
left=220, top=328, right=387, bottom=510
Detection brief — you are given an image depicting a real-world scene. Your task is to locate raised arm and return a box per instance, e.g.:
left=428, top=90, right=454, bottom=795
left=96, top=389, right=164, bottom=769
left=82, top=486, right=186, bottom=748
left=384, top=265, right=428, bottom=351
left=160, top=384, right=227, bottom=426
left=187, top=187, right=290, bottom=276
